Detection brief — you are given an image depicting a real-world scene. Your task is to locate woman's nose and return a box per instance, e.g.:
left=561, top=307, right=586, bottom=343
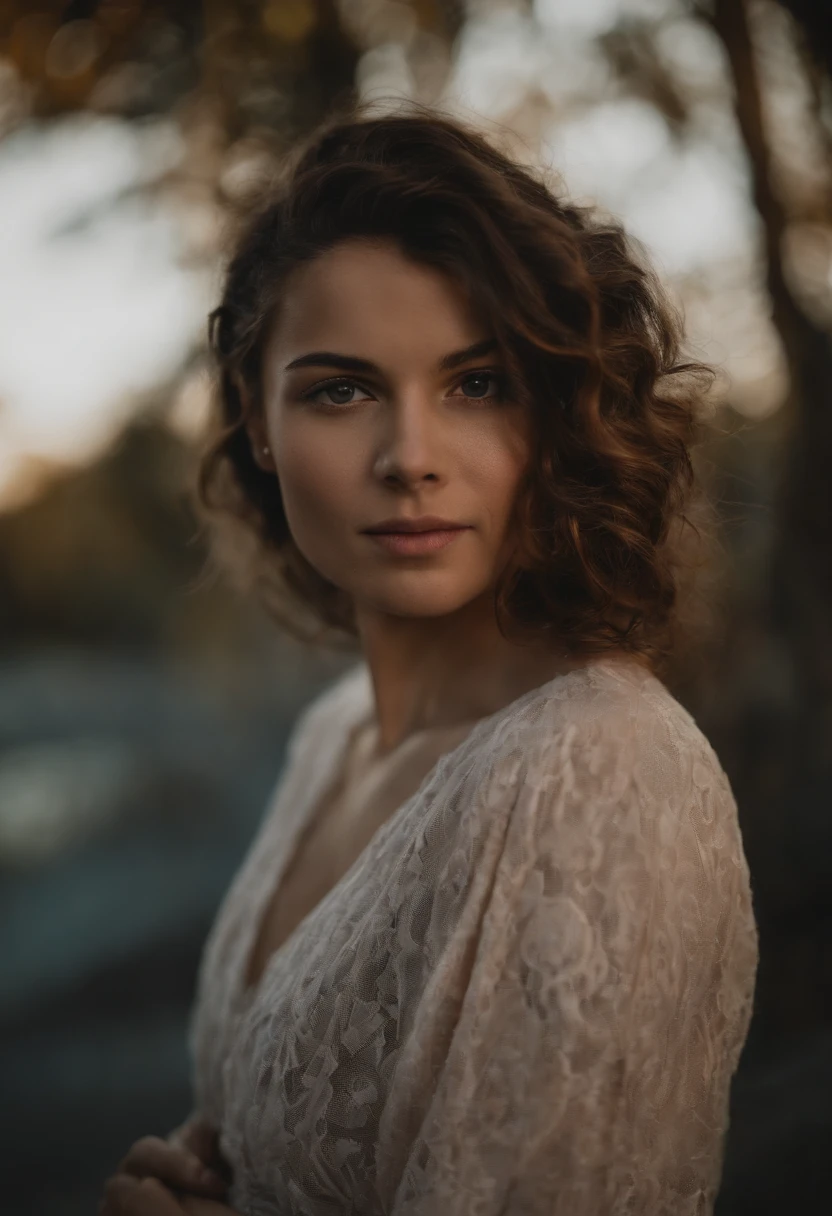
left=372, top=394, right=445, bottom=487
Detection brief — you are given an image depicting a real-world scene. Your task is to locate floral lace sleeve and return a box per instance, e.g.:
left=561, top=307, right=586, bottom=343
left=387, top=701, right=759, bottom=1216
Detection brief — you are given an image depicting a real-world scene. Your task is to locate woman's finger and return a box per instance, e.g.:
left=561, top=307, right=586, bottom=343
left=171, top=1118, right=218, bottom=1161
left=117, top=1136, right=226, bottom=1195
left=169, top=1120, right=233, bottom=1187
left=103, top=1174, right=185, bottom=1215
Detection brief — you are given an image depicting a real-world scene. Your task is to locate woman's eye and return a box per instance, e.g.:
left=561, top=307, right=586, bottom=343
left=456, top=372, right=503, bottom=401
left=306, top=379, right=373, bottom=407
left=303, top=372, right=504, bottom=408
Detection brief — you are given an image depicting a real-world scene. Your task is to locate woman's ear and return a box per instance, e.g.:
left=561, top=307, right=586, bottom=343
left=248, top=419, right=274, bottom=473
left=238, top=377, right=273, bottom=472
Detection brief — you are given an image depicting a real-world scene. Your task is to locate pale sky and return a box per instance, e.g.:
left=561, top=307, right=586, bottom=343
left=0, top=115, right=212, bottom=505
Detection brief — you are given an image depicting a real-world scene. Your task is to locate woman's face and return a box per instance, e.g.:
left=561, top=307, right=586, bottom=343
left=254, top=237, right=532, bottom=624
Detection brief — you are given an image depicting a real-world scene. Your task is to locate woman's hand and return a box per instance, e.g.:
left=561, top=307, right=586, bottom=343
left=167, top=1113, right=233, bottom=1188
left=99, top=1115, right=232, bottom=1216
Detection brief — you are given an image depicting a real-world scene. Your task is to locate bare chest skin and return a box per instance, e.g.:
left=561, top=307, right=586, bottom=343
left=243, top=715, right=480, bottom=995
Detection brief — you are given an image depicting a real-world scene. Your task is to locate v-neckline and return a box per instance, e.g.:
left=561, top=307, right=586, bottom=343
left=233, top=656, right=615, bottom=1013
left=235, top=670, right=376, bottom=1009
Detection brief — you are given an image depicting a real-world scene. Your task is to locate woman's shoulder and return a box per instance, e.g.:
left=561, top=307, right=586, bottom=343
left=482, top=656, right=750, bottom=917
left=488, top=653, right=733, bottom=807
left=489, top=652, right=696, bottom=741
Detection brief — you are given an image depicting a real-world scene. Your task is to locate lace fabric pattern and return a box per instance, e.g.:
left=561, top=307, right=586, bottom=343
left=187, top=657, right=759, bottom=1215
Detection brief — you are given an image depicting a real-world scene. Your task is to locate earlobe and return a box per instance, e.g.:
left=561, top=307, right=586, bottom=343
left=238, top=378, right=272, bottom=472
left=248, top=428, right=273, bottom=471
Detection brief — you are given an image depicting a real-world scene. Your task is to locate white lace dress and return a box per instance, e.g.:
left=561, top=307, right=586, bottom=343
left=187, top=655, right=759, bottom=1216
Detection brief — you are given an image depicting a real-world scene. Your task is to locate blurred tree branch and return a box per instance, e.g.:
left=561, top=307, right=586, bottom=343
left=704, top=0, right=832, bottom=1033
left=599, top=20, right=690, bottom=135
left=712, top=0, right=832, bottom=684
left=777, top=0, right=832, bottom=77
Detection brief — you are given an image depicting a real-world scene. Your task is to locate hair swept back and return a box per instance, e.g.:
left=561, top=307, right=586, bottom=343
left=194, top=99, right=717, bottom=676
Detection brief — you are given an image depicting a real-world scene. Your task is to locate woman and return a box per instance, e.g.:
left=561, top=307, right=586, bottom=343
left=100, top=103, right=759, bottom=1216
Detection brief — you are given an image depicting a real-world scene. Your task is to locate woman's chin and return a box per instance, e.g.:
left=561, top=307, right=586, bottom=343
left=354, top=583, right=485, bottom=621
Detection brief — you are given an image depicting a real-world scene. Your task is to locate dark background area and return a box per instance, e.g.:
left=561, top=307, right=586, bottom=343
left=0, top=1, right=831, bottom=1213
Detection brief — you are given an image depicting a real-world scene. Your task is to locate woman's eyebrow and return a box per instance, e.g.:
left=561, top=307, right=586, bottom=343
left=283, top=351, right=376, bottom=373
left=439, top=338, right=498, bottom=371
left=282, top=338, right=498, bottom=375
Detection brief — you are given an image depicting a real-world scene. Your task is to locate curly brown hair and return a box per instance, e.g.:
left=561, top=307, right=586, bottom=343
left=195, top=100, right=716, bottom=675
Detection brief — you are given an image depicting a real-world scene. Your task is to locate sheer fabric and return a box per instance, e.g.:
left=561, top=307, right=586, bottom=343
left=188, top=655, right=759, bottom=1215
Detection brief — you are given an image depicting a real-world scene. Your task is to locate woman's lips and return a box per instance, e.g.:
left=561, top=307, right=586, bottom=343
left=363, top=527, right=470, bottom=555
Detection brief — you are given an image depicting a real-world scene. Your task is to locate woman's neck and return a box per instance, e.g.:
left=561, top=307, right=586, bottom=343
left=354, top=602, right=593, bottom=755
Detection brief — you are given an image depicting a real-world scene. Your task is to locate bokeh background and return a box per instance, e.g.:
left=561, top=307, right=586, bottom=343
left=1, top=1, right=831, bottom=1213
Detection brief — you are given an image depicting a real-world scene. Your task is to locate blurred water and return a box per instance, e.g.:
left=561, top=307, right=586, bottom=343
left=0, top=647, right=314, bottom=1214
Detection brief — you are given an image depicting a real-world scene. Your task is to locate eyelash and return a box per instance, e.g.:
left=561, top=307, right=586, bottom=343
left=299, top=369, right=507, bottom=411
